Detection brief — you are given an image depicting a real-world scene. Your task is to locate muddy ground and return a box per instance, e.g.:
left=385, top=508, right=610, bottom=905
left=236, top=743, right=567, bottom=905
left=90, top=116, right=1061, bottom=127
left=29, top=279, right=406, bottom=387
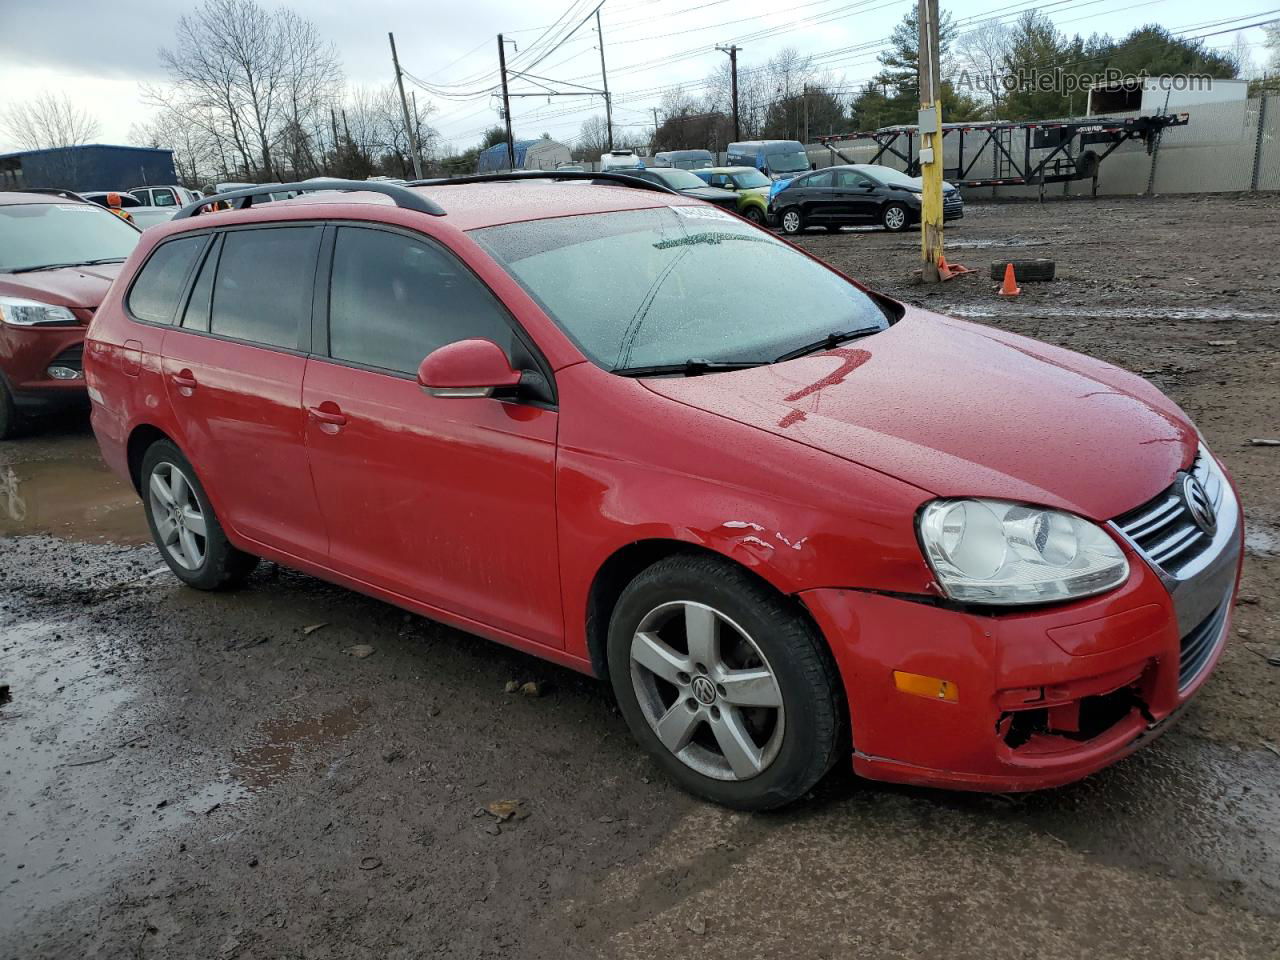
left=3, top=194, right=1279, bottom=959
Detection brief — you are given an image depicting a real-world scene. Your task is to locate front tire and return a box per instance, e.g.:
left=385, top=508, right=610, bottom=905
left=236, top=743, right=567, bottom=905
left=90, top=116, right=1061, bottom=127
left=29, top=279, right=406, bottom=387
left=779, top=208, right=804, bottom=235
left=882, top=202, right=910, bottom=232
left=0, top=380, right=19, bottom=441
left=607, top=554, right=844, bottom=810
left=141, top=440, right=258, bottom=590
left=743, top=206, right=766, bottom=225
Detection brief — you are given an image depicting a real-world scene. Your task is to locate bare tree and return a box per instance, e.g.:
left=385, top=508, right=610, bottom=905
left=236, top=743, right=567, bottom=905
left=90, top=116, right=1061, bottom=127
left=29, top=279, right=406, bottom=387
left=149, top=0, right=344, bottom=182
left=576, top=115, right=612, bottom=158
left=1, top=93, right=100, bottom=151
left=955, top=22, right=1014, bottom=117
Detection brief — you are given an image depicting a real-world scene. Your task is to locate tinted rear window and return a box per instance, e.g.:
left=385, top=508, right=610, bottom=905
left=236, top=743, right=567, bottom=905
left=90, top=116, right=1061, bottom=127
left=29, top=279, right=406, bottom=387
left=127, top=235, right=206, bottom=324
left=210, top=227, right=317, bottom=349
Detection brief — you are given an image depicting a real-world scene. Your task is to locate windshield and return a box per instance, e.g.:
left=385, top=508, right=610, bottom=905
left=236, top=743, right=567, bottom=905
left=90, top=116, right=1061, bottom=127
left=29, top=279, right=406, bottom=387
left=0, top=202, right=140, bottom=272
left=650, top=168, right=710, bottom=190
left=765, top=147, right=809, bottom=173
left=866, top=166, right=920, bottom=188
left=473, top=206, right=888, bottom=372
left=731, top=169, right=771, bottom=189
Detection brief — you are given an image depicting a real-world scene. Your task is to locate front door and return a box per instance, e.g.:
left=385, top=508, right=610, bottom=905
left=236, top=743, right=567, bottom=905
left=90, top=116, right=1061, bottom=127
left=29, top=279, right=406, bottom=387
left=160, top=224, right=329, bottom=564
left=833, top=169, right=879, bottom=223
left=797, top=170, right=834, bottom=222
left=301, top=225, right=563, bottom=648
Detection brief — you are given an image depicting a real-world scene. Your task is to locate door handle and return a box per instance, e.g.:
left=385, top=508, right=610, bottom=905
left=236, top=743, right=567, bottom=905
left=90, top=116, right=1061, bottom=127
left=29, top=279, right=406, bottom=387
left=171, top=369, right=197, bottom=392
left=307, top=405, right=347, bottom=427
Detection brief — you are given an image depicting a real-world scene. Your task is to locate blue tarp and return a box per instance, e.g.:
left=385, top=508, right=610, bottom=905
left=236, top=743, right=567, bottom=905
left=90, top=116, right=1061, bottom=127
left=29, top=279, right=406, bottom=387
left=476, top=139, right=542, bottom=173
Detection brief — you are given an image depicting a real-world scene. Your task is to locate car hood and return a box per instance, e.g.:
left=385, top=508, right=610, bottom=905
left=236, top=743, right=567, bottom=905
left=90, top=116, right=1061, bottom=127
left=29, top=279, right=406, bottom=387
left=0, top=262, right=123, bottom=311
left=641, top=307, right=1195, bottom=520
left=681, top=186, right=741, bottom=202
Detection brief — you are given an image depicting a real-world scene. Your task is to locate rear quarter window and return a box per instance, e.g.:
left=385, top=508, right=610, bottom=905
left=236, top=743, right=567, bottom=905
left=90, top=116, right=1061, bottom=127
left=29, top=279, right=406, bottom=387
left=126, top=235, right=207, bottom=324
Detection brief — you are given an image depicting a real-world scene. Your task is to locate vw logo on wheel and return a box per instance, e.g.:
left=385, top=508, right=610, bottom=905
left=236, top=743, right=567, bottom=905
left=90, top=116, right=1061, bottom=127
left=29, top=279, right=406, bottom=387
left=691, top=675, right=717, bottom=705
left=1181, top=474, right=1217, bottom=535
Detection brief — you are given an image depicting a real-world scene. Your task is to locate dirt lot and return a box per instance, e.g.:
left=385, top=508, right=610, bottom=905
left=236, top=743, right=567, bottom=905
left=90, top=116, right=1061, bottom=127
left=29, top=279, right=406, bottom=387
left=3, top=194, right=1279, bottom=959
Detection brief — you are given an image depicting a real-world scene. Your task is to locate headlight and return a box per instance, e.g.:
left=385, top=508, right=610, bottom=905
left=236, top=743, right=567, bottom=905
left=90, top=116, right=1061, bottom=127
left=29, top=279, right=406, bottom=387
left=0, top=296, right=78, bottom=327
left=918, top=499, right=1129, bottom=605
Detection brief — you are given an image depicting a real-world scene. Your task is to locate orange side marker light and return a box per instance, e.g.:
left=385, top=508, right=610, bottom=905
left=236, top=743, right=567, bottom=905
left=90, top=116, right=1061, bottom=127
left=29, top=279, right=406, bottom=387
left=894, top=670, right=958, bottom=702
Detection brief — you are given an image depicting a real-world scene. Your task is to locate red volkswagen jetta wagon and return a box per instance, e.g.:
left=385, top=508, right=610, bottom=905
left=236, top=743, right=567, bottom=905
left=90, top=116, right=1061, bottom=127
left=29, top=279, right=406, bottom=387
left=85, top=177, right=1243, bottom=809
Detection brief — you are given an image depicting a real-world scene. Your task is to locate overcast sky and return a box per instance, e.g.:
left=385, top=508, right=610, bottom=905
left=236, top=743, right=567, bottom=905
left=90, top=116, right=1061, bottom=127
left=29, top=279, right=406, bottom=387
left=0, top=0, right=1271, bottom=154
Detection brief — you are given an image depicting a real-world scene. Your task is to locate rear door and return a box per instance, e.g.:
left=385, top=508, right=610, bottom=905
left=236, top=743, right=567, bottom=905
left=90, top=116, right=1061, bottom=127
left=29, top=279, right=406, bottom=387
left=301, top=225, right=563, bottom=647
left=160, top=224, right=328, bottom=563
left=796, top=170, right=834, bottom=222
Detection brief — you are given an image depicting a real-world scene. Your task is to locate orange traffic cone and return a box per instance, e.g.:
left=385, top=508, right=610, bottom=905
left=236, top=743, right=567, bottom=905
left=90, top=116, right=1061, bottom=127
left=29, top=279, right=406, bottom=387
left=997, top=262, right=1021, bottom=297
left=937, top=255, right=971, bottom=281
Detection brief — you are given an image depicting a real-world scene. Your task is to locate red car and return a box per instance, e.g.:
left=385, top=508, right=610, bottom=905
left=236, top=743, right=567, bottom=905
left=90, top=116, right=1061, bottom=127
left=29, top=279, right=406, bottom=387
left=84, top=178, right=1243, bottom=809
left=0, top=192, right=141, bottom=438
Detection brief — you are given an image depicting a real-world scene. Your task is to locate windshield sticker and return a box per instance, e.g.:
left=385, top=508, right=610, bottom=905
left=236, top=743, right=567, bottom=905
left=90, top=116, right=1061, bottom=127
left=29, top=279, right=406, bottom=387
left=672, top=205, right=735, bottom=222
left=56, top=204, right=98, bottom=212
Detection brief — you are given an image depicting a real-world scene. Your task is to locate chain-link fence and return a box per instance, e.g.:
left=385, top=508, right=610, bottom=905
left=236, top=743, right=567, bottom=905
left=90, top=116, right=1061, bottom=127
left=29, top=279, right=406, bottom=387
left=798, top=96, right=1278, bottom=198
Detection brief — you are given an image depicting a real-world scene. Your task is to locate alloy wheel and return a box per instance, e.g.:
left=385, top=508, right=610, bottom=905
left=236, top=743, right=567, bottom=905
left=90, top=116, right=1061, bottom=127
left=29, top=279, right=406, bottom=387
left=148, top=462, right=208, bottom=570
left=629, top=601, right=785, bottom=781
left=884, top=206, right=906, bottom=230
left=782, top=210, right=801, bottom=233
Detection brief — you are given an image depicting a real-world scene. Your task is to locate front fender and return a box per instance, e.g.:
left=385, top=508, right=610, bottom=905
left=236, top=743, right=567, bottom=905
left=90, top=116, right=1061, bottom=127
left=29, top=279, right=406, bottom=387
left=555, top=363, right=936, bottom=662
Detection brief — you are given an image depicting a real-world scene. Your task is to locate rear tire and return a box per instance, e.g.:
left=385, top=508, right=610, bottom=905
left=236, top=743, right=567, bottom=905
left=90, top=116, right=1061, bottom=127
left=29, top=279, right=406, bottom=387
left=607, top=554, right=844, bottom=810
left=882, top=202, right=910, bottom=232
left=779, top=208, right=804, bottom=235
left=989, top=258, right=1056, bottom=282
left=140, top=440, right=258, bottom=590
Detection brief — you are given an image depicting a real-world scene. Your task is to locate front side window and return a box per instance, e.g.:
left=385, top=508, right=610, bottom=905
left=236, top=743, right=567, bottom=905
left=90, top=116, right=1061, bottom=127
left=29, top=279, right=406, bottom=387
left=327, top=227, right=515, bottom=376
left=127, top=235, right=206, bottom=324
left=0, top=202, right=139, bottom=273
left=473, top=206, right=888, bottom=372
left=209, top=227, right=317, bottom=349
left=836, top=170, right=872, bottom=188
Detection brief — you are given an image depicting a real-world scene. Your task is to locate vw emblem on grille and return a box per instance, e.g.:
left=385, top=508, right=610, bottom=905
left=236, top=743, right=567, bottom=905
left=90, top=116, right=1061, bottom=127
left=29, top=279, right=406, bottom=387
left=1181, top=474, right=1217, bottom=535
left=691, top=675, right=717, bottom=705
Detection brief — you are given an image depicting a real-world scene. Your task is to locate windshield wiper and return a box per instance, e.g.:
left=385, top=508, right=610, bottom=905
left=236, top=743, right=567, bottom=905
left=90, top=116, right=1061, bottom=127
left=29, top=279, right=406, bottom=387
left=612, top=358, right=766, bottom=377
left=8, top=257, right=127, bottom=274
left=773, top=326, right=884, bottom=363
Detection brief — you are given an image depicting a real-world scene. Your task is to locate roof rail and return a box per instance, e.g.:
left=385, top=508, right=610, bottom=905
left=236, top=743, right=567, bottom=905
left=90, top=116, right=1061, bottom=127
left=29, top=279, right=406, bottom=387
left=173, top=178, right=445, bottom=220
left=406, top=171, right=681, bottom=196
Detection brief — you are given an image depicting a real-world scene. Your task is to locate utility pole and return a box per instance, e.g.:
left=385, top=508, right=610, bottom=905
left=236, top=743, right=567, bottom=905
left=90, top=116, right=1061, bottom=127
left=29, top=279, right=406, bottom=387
left=717, top=45, right=741, bottom=142
left=596, top=9, right=614, bottom=151
left=653, top=107, right=660, bottom=150
left=917, top=0, right=944, bottom=281
left=802, top=83, right=810, bottom=144
left=497, top=34, right=516, bottom=170
left=388, top=32, right=423, bottom=180
left=411, top=91, right=423, bottom=174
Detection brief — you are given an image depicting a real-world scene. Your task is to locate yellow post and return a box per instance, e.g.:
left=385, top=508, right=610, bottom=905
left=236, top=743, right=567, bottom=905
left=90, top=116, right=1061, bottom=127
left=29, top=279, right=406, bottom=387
left=919, top=0, right=944, bottom=282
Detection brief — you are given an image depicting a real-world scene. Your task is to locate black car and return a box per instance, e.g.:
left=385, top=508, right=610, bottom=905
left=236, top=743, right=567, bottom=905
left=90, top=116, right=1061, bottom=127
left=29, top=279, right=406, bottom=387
left=614, top=168, right=741, bottom=212
left=769, top=164, right=963, bottom=235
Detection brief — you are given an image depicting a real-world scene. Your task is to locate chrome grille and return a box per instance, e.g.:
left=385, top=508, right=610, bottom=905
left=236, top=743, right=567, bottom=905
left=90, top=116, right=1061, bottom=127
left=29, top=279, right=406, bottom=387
left=1112, top=454, right=1225, bottom=575
left=1178, top=595, right=1229, bottom=690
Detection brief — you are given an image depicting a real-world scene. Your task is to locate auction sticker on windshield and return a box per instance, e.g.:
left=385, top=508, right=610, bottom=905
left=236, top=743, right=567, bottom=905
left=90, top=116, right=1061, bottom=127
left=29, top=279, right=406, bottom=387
left=672, top=205, right=735, bottom=222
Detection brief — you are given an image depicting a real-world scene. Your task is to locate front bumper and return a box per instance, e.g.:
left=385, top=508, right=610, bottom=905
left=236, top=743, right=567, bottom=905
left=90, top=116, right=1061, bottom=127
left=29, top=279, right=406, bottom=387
left=0, top=323, right=88, bottom=411
left=801, top=460, right=1242, bottom=793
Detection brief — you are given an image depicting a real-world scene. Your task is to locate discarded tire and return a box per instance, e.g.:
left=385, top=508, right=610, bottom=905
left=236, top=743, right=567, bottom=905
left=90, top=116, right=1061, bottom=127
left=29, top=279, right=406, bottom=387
left=989, top=258, right=1056, bottom=282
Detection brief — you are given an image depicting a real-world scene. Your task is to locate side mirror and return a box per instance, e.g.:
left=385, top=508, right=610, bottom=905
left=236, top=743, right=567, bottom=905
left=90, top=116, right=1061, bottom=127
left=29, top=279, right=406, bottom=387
left=417, top=339, right=522, bottom=399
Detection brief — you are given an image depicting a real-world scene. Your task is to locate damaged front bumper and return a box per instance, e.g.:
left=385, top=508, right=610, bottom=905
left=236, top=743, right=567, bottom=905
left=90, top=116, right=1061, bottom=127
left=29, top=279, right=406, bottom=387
left=800, top=466, right=1243, bottom=793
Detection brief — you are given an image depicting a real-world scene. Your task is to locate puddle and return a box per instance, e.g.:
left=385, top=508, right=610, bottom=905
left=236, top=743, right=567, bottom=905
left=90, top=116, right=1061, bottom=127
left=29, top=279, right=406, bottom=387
left=950, top=305, right=1280, bottom=322
left=230, top=697, right=371, bottom=788
left=0, top=434, right=148, bottom=544
left=1245, top=520, right=1279, bottom=557
left=0, top=619, right=246, bottom=926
